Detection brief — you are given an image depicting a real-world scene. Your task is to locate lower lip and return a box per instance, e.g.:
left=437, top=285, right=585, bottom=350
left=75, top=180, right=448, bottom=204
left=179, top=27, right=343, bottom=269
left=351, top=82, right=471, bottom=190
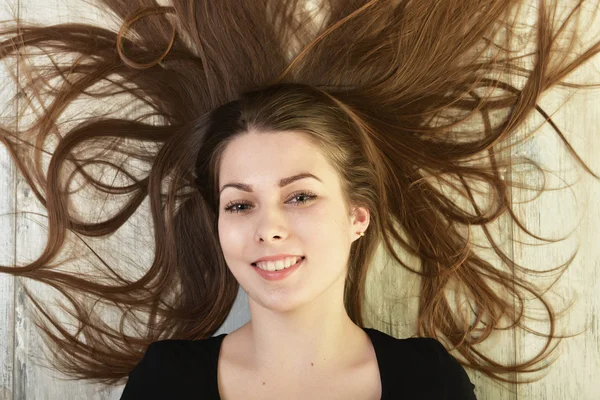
left=252, top=257, right=304, bottom=281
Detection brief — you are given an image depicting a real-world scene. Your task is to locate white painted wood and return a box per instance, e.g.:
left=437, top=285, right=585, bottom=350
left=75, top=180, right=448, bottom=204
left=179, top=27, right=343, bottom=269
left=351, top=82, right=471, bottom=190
left=0, top=2, right=18, bottom=400
left=507, top=3, right=600, bottom=398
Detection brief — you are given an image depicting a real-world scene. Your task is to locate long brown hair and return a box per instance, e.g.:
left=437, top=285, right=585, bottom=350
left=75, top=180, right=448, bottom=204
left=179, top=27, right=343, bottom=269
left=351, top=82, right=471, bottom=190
left=0, top=0, right=599, bottom=386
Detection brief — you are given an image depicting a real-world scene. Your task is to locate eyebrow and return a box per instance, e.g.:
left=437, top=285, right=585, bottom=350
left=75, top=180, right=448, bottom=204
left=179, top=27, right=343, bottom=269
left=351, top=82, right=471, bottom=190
left=219, top=172, right=322, bottom=195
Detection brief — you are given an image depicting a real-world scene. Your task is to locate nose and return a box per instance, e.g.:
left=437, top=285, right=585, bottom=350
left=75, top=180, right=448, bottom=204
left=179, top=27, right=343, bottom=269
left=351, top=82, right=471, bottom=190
left=258, top=234, right=282, bottom=242
left=254, top=206, right=289, bottom=243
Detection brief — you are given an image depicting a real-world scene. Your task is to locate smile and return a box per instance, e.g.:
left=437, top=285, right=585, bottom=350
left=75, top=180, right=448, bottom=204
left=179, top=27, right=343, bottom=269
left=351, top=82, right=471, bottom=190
left=251, top=257, right=305, bottom=281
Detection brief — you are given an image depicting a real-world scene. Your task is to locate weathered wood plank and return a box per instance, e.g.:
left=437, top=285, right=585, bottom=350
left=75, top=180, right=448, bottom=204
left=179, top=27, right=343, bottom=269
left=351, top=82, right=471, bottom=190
left=0, top=0, right=18, bottom=399
left=9, top=1, right=127, bottom=398
left=511, top=53, right=600, bottom=400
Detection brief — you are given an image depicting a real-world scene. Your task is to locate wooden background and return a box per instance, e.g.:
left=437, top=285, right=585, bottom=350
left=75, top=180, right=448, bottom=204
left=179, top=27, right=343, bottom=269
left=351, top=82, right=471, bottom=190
left=0, top=1, right=599, bottom=399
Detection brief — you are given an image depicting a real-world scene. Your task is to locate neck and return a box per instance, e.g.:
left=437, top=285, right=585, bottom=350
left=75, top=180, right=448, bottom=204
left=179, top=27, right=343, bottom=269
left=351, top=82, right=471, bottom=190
left=240, top=278, right=365, bottom=376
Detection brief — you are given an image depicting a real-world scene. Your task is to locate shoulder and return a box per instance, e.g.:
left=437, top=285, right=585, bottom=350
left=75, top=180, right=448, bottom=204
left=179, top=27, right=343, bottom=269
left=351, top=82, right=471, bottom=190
left=365, top=328, right=477, bottom=399
left=409, top=336, right=477, bottom=398
left=120, top=335, right=224, bottom=399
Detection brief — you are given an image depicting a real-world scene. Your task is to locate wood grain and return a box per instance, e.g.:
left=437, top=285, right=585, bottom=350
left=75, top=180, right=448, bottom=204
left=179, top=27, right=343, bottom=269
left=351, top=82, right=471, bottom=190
left=0, top=2, right=18, bottom=399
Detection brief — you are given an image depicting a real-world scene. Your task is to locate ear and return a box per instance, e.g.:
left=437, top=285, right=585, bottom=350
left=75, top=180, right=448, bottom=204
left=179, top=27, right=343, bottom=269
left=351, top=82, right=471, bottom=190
left=350, top=205, right=370, bottom=241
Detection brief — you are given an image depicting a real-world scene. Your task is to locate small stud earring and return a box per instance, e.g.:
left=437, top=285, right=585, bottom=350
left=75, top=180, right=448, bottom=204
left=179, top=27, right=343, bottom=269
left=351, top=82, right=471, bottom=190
left=357, top=231, right=365, bottom=237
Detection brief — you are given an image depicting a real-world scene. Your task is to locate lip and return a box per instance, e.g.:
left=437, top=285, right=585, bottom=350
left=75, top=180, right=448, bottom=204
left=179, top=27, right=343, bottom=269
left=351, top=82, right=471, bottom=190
left=251, top=257, right=304, bottom=281
left=252, top=254, right=303, bottom=263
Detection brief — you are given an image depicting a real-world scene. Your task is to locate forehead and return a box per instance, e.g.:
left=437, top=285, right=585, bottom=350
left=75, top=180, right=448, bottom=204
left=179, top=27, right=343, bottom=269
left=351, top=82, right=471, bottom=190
left=219, top=130, right=330, bottom=183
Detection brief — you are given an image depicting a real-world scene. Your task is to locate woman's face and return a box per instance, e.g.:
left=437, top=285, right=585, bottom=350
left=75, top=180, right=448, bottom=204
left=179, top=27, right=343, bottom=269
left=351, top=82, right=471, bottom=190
left=217, top=130, right=365, bottom=313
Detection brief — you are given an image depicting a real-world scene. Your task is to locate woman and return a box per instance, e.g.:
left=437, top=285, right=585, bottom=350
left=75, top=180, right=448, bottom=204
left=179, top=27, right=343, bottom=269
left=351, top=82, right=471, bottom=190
left=119, top=87, right=478, bottom=398
left=0, top=0, right=598, bottom=398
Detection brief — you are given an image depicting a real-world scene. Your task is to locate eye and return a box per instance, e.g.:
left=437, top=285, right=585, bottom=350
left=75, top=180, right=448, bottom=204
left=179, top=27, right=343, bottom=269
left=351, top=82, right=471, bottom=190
left=223, top=191, right=317, bottom=214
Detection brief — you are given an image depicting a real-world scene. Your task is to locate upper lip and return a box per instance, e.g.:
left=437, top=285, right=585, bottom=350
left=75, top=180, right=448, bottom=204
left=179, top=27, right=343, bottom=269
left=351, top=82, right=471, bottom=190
left=252, top=254, right=304, bottom=264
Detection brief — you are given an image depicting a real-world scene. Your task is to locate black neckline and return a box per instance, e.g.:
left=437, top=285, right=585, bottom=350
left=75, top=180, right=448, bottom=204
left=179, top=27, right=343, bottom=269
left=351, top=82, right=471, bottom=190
left=209, top=326, right=385, bottom=400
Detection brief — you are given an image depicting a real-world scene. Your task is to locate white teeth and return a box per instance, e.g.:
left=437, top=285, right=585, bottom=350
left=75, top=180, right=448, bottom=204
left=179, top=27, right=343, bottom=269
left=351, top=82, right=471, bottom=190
left=255, top=257, right=301, bottom=271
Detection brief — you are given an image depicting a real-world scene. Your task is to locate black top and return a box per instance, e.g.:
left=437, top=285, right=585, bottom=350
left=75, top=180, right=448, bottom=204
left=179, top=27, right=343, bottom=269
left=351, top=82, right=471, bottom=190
left=120, top=327, right=477, bottom=399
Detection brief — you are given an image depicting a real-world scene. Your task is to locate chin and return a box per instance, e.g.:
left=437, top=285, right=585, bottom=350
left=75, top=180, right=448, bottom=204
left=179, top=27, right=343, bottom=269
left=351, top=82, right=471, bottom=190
left=248, top=291, right=310, bottom=313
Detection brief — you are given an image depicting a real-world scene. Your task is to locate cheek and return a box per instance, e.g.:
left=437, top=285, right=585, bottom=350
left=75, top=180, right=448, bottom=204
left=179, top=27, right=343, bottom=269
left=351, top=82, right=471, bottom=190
left=307, top=213, right=348, bottom=255
left=218, top=219, right=245, bottom=259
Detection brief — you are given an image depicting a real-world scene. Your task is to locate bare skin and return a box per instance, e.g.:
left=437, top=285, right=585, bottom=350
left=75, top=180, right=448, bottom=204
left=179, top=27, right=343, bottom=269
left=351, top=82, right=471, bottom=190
left=217, top=322, right=382, bottom=400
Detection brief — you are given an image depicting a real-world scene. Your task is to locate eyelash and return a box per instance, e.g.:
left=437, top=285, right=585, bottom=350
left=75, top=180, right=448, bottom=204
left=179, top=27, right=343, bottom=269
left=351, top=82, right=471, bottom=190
left=223, top=191, right=317, bottom=214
